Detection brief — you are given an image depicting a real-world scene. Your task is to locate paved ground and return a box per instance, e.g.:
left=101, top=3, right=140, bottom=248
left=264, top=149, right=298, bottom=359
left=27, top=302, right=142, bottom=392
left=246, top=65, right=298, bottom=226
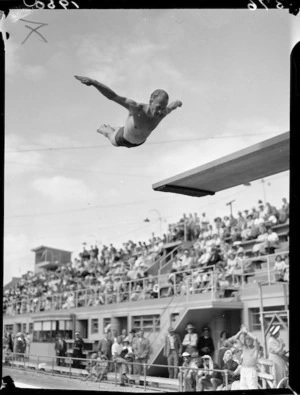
left=2, top=367, right=159, bottom=392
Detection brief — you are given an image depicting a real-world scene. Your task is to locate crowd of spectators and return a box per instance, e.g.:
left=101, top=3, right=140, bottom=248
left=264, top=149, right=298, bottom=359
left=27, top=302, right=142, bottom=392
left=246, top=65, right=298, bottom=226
left=3, top=198, right=289, bottom=315
left=165, top=323, right=288, bottom=391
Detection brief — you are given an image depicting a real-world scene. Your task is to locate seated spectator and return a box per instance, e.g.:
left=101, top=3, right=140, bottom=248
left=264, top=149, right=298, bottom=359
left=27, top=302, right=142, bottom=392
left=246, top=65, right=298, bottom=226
left=206, top=247, right=223, bottom=268
left=197, top=354, right=222, bottom=391
left=221, top=349, right=240, bottom=390
left=217, top=331, right=230, bottom=368
left=198, top=248, right=210, bottom=266
left=181, top=351, right=199, bottom=392
left=274, top=255, right=288, bottom=282
left=225, top=252, right=237, bottom=285
left=180, top=249, right=193, bottom=271
left=252, top=226, right=269, bottom=256
left=265, top=227, right=280, bottom=254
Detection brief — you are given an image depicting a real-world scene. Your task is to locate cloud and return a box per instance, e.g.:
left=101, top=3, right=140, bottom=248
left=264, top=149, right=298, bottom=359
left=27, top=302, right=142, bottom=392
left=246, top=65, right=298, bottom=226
left=3, top=233, right=33, bottom=284
left=23, top=65, right=47, bottom=81
left=75, top=35, right=184, bottom=94
left=32, top=176, right=96, bottom=203
left=5, top=133, right=44, bottom=177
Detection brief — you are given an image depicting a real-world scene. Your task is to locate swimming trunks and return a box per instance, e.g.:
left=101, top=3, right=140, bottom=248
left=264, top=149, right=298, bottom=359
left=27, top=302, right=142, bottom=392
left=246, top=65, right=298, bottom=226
left=114, top=127, right=145, bottom=148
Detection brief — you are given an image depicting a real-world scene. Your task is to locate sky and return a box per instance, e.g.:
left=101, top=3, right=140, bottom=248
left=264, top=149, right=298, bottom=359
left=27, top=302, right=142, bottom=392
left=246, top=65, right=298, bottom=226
left=2, top=8, right=298, bottom=284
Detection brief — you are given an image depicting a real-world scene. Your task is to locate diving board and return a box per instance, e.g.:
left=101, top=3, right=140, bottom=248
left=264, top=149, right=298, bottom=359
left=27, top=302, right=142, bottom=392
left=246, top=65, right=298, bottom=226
left=153, top=132, right=290, bottom=198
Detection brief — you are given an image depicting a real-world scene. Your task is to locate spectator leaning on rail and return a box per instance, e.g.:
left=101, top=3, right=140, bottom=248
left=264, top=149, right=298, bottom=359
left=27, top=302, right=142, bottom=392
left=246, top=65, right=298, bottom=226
left=182, top=324, right=198, bottom=355
left=229, top=325, right=259, bottom=390
left=163, top=326, right=183, bottom=379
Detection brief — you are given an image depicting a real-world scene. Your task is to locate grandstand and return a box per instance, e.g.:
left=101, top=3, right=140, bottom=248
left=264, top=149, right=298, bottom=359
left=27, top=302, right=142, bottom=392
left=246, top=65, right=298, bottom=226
left=2, top=131, right=290, bottom=391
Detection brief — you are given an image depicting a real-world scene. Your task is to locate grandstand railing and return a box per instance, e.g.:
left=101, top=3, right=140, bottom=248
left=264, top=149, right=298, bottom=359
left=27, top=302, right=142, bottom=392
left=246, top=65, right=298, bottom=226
left=3, top=351, right=281, bottom=390
left=3, top=251, right=289, bottom=316
left=3, top=351, right=231, bottom=391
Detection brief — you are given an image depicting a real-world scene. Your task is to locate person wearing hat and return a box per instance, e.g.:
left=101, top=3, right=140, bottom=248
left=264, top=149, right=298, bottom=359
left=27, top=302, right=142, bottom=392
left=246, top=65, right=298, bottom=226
left=72, top=331, right=85, bottom=369
left=267, top=325, right=288, bottom=386
left=229, top=325, right=259, bottom=389
left=197, top=354, right=223, bottom=391
left=163, top=327, right=182, bottom=378
left=198, top=326, right=214, bottom=357
left=182, top=324, right=198, bottom=355
left=181, top=351, right=199, bottom=392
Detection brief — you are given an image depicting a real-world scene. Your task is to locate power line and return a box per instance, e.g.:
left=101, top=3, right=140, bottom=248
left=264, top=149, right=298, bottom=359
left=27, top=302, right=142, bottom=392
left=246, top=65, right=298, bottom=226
left=4, top=197, right=170, bottom=219
left=5, top=132, right=276, bottom=153
left=5, top=161, right=152, bottom=179
left=4, top=171, right=288, bottom=221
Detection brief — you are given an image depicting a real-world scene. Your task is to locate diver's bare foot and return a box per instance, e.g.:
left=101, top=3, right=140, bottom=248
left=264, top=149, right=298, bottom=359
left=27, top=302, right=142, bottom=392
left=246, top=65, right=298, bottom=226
left=97, top=124, right=115, bottom=138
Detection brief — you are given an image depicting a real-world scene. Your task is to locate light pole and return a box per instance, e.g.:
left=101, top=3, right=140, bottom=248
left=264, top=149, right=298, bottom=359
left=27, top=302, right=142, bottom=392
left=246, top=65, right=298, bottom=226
left=144, top=209, right=165, bottom=236
left=226, top=200, right=235, bottom=217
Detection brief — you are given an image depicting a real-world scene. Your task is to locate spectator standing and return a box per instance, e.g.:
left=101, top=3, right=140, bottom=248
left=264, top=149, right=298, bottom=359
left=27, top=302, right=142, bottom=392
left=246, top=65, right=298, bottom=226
left=5, top=331, right=13, bottom=353
left=55, top=333, right=67, bottom=366
left=132, top=330, right=150, bottom=379
left=217, top=330, right=229, bottom=368
left=198, top=326, right=214, bottom=357
left=14, top=332, right=26, bottom=361
left=72, top=331, right=85, bottom=368
left=163, top=327, right=182, bottom=379
left=25, top=332, right=32, bottom=358
left=182, top=324, right=198, bottom=354
left=98, top=331, right=113, bottom=361
left=229, top=325, right=259, bottom=390
left=267, top=325, right=288, bottom=386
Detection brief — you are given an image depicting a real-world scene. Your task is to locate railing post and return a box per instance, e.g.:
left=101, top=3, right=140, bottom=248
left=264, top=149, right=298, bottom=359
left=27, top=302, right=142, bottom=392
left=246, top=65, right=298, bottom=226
left=211, top=267, right=215, bottom=301
left=51, top=355, right=54, bottom=375
left=224, top=369, right=229, bottom=390
left=241, top=258, right=245, bottom=286
left=267, top=255, right=271, bottom=285
left=179, top=366, right=183, bottom=392
left=114, top=360, right=118, bottom=386
left=143, top=363, right=147, bottom=391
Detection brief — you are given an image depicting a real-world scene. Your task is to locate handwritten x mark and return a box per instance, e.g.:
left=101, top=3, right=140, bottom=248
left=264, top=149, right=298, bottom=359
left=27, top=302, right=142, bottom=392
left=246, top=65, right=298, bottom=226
left=20, top=19, right=48, bottom=45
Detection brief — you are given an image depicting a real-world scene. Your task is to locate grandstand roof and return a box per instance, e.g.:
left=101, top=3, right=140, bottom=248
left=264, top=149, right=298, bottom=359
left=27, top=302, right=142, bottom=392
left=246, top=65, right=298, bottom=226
left=152, top=132, right=290, bottom=198
left=31, top=245, right=72, bottom=253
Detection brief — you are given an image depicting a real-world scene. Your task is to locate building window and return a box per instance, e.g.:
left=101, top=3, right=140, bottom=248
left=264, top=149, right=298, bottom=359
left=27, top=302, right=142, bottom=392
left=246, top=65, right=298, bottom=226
left=249, top=306, right=288, bottom=331
left=132, top=315, right=160, bottom=333
left=103, top=318, right=111, bottom=333
left=91, top=319, right=98, bottom=334
left=4, top=325, right=13, bottom=333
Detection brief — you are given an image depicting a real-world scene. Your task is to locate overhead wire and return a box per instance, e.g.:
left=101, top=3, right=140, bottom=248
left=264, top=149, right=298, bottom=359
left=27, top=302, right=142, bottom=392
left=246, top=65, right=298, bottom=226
left=5, top=132, right=277, bottom=153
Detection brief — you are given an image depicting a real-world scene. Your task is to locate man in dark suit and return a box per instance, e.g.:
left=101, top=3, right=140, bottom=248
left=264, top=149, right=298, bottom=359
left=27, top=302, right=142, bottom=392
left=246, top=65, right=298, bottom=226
left=163, top=327, right=182, bottom=378
left=198, top=326, right=215, bottom=358
left=55, top=333, right=67, bottom=366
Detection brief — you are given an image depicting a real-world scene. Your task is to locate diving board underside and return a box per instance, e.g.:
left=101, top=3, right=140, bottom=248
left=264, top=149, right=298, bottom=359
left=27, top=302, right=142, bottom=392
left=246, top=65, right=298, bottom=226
left=153, top=132, right=290, bottom=198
